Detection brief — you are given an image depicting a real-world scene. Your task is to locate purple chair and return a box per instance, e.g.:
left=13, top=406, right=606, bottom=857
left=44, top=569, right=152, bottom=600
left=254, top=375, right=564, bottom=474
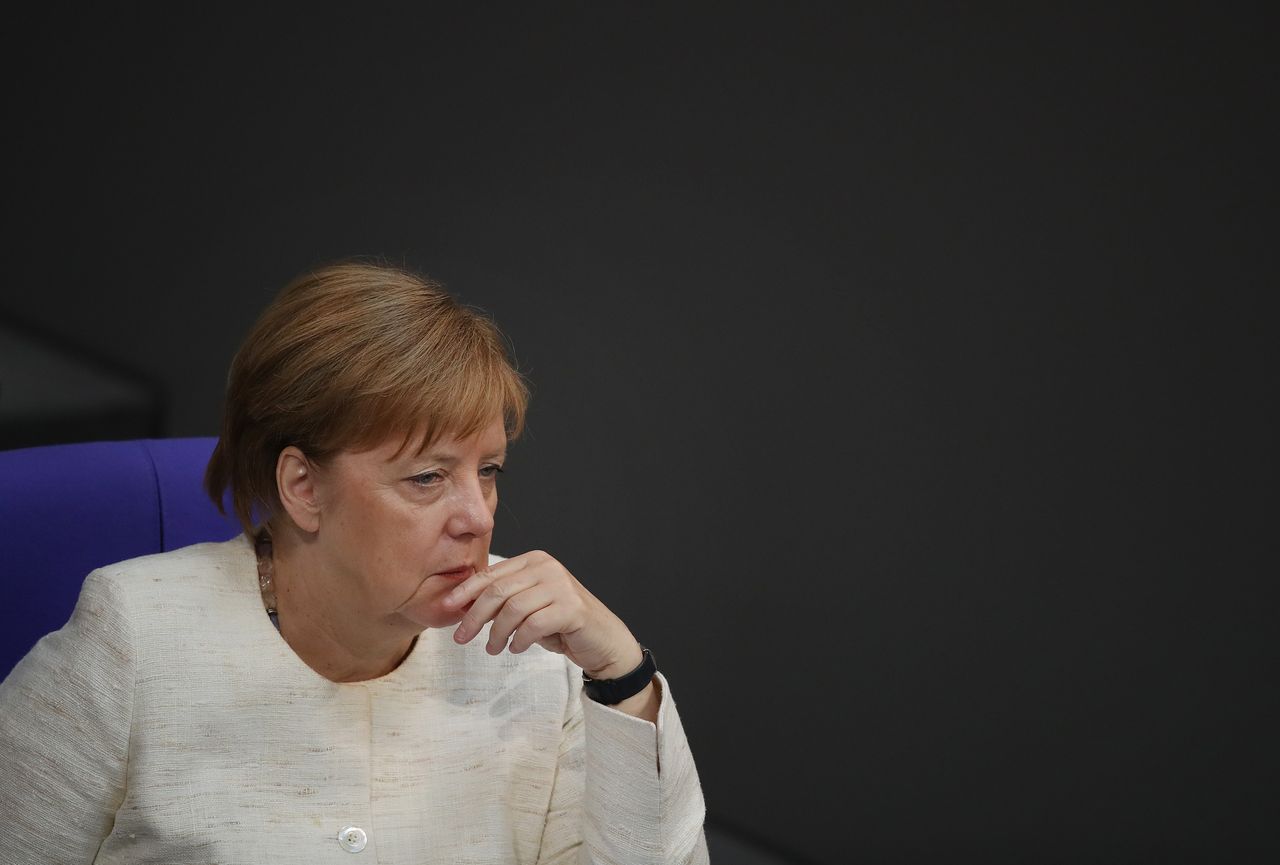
left=0, top=438, right=243, bottom=680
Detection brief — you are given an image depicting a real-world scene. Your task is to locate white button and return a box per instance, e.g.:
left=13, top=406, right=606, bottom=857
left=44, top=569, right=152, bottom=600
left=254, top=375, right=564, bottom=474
left=337, top=825, right=367, bottom=853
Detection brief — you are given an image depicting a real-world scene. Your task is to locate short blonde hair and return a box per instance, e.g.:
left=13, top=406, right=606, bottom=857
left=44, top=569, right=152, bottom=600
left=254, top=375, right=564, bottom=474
left=205, top=261, right=529, bottom=535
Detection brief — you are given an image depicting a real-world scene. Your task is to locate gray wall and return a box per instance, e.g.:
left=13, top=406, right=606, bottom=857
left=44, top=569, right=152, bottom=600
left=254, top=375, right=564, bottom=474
left=2, top=6, right=1273, bottom=863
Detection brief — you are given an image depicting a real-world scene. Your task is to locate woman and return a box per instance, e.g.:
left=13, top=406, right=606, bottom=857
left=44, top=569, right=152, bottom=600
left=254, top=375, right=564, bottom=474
left=0, top=262, right=709, bottom=864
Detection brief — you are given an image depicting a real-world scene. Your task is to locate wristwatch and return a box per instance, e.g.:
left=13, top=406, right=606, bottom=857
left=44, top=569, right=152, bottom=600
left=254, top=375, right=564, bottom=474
left=582, top=646, right=657, bottom=704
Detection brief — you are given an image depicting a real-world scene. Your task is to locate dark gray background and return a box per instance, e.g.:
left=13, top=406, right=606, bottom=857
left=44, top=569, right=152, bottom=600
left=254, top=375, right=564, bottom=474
left=2, top=4, right=1275, bottom=863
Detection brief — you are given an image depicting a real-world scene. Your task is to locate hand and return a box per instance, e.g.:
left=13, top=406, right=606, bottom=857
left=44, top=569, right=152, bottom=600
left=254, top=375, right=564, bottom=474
left=441, top=550, right=643, bottom=679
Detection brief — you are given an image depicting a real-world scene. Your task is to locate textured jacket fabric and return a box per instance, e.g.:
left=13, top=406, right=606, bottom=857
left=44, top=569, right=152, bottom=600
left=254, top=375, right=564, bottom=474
left=0, top=535, right=709, bottom=864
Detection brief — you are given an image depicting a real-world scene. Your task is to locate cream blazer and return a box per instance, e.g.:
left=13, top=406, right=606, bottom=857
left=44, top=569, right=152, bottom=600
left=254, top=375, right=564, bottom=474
left=0, top=535, right=709, bottom=864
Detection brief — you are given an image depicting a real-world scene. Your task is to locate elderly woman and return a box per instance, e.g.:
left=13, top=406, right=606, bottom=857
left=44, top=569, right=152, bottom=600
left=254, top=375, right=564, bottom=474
left=0, top=263, right=709, bottom=864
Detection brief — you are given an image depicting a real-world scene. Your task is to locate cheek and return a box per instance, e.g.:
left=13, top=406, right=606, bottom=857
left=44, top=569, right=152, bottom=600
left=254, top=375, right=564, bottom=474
left=332, top=488, right=386, bottom=539
left=386, top=502, right=449, bottom=557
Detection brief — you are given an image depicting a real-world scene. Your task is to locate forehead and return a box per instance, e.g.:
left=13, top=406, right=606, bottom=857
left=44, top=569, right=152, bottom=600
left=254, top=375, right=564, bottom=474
left=356, top=417, right=509, bottom=467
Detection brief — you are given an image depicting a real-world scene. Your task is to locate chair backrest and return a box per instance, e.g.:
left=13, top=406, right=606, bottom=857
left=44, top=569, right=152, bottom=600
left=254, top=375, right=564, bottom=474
left=0, top=438, right=242, bottom=679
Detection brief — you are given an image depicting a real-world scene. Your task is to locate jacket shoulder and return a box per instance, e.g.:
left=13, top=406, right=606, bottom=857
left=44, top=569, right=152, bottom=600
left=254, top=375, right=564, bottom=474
left=94, top=534, right=254, bottom=588
left=85, top=534, right=257, bottom=627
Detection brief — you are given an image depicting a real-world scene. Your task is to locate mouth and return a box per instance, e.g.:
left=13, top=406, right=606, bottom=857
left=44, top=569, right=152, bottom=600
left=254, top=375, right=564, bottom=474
left=432, top=565, right=474, bottom=582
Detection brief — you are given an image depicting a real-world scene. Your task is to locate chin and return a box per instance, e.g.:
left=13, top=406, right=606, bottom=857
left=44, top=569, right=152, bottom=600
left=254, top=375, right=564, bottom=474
left=402, top=597, right=469, bottom=631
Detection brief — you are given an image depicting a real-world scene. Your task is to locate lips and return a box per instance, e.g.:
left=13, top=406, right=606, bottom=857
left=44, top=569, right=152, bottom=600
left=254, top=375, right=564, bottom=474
left=433, top=565, right=474, bottom=581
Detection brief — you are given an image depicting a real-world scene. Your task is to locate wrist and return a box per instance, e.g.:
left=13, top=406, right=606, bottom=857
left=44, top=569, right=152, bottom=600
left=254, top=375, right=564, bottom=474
left=586, top=642, right=644, bottom=680
left=582, top=644, right=656, bottom=705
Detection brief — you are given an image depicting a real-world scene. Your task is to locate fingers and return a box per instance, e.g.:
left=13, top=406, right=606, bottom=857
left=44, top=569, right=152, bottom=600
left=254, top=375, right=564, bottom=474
left=451, top=564, right=540, bottom=644
left=442, top=556, right=529, bottom=613
left=447, top=551, right=584, bottom=657
left=508, top=606, right=568, bottom=654
left=484, top=586, right=558, bottom=654
left=442, top=550, right=631, bottom=677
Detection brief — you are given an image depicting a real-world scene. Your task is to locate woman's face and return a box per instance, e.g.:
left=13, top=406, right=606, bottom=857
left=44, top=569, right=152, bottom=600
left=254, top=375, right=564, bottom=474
left=309, top=416, right=507, bottom=631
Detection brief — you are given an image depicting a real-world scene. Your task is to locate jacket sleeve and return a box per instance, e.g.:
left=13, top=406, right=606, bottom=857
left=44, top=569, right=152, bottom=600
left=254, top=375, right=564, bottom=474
left=536, top=663, right=709, bottom=865
left=0, top=570, right=135, bottom=865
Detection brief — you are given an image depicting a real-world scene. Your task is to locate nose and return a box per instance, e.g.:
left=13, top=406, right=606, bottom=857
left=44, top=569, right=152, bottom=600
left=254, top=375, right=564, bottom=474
left=445, top=478, right=495, bottom=538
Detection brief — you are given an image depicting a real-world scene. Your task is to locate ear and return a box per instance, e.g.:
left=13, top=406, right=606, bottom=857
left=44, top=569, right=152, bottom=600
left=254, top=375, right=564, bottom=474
left=276, top=446, right=322, bottom=534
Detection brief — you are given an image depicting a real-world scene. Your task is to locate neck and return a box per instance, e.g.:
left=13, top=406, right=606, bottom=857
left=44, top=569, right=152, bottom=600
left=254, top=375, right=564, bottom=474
left=262, top=524, right=419, bottom=683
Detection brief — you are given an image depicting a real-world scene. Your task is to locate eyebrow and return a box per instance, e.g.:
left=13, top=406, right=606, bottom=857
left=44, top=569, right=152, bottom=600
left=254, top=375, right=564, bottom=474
left=411, top=448, right=508, bottom=466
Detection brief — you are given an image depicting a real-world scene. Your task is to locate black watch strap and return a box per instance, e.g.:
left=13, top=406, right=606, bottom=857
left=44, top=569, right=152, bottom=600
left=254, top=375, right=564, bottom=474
left=582, top=646, right=657, bottom=704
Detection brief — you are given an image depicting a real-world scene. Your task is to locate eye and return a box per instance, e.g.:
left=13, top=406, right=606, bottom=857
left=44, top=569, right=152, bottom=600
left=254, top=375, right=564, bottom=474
left=479, top=464, right=505, bottom=479
left=409, top=471, right=443, bottom=487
